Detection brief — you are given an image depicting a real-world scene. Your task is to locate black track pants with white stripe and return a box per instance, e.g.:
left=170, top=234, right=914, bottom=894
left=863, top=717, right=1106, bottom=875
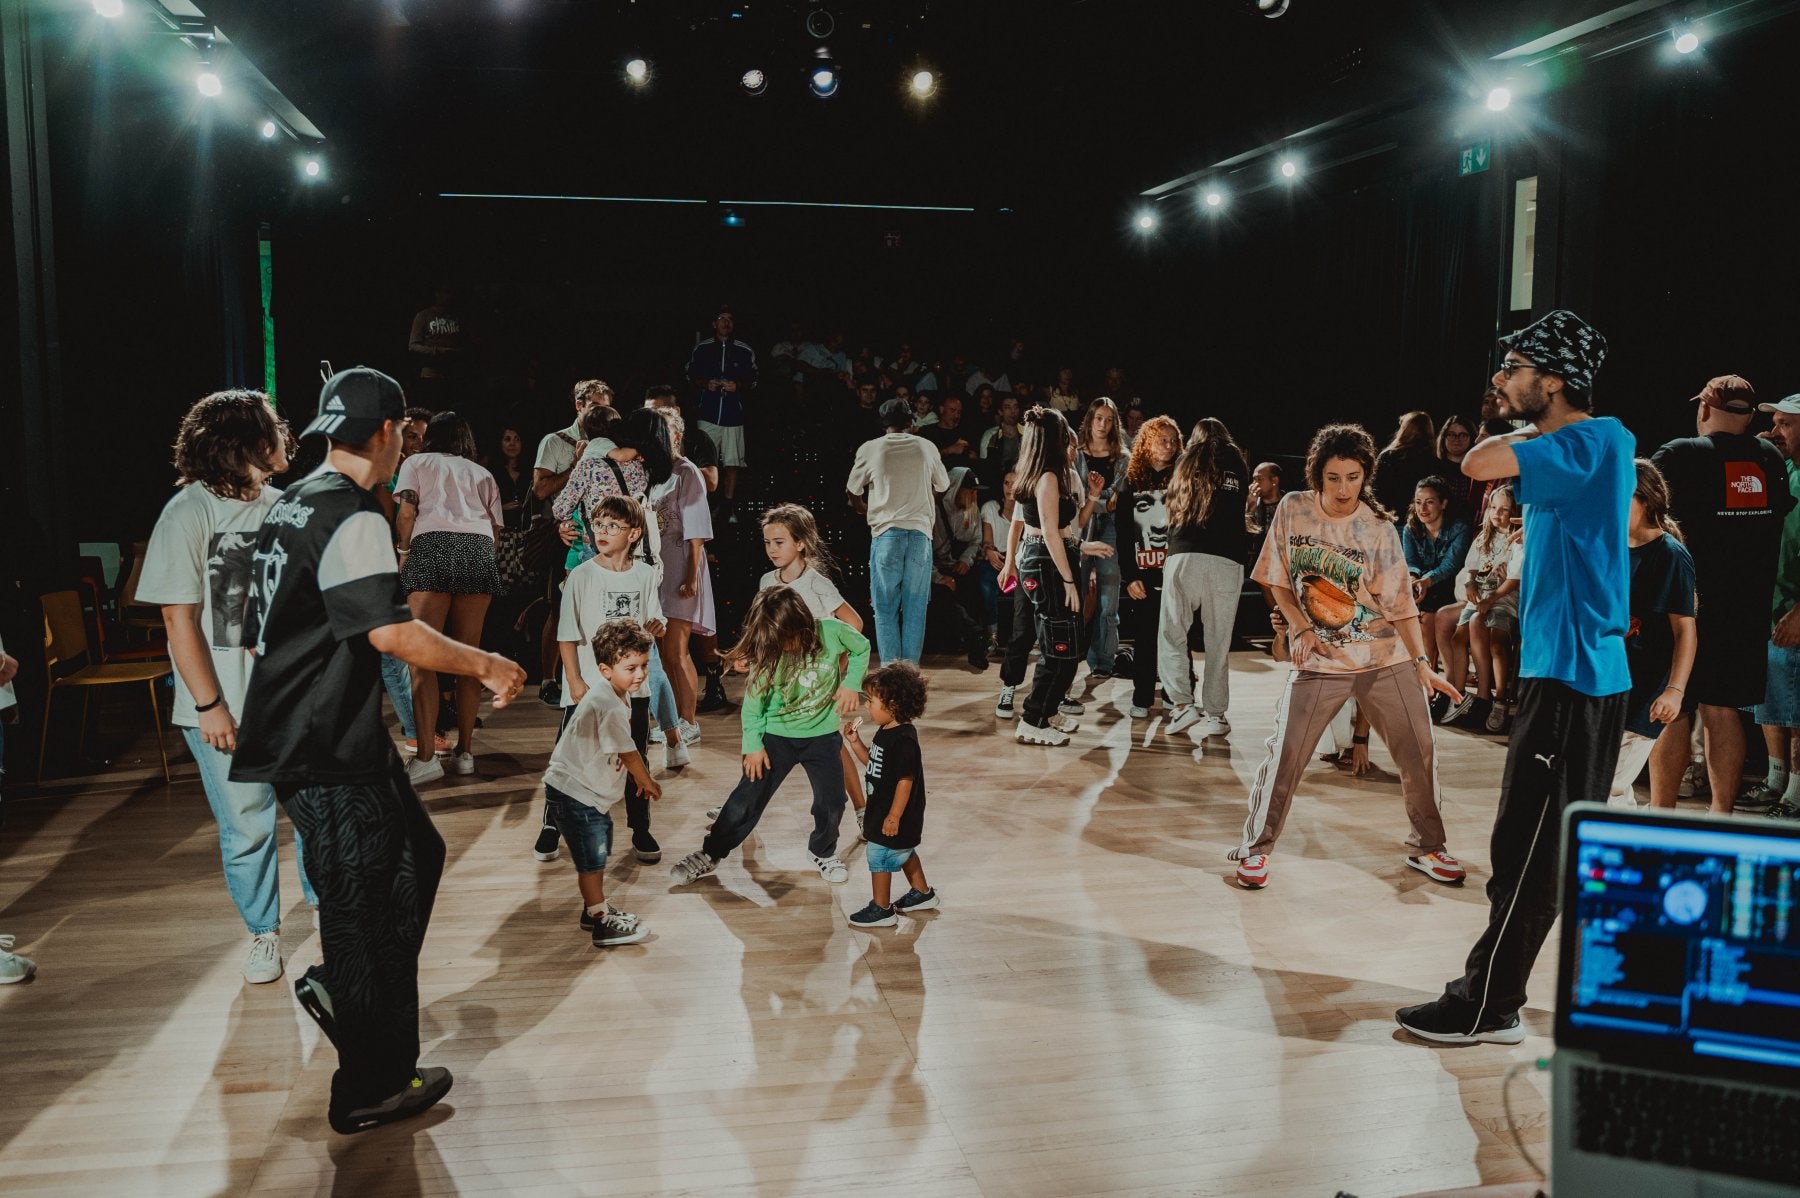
left=1440, top=678, right=1626, bottom=1029
left=282, top=756, right=446, bottom=1111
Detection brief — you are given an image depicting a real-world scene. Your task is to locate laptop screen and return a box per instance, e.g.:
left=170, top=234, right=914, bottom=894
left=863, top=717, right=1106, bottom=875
left=1558, top=807, right=1800, bottom=1089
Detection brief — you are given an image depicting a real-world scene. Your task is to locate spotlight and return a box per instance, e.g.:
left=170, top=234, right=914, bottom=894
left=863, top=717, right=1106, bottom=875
left=1278, top=157, right=1299, bottom=180
left=302, top=157, right=322, bottom=179
left=196, top=70, right=223, bottom=97
left=92, top=0, right=124, bottom=17
left=809, top=66, right=839, bottom=97
left=740, top=68, right=768, bottom=95
left=804, top=7, right=834, bottom=38
left=1674, top=29, right=1701, bottom=54
left=1256, top=0, right=1289, bottom=16
left=260, top=120, right=278, bottom=139
left=625, top=58, right=649, bottom=83
left=910, top=70, right=936, bottom=97
left=1135, top=210, right=1158, bottom=232
left=1486, top=86, right=1512, bottom=112
left=721, top=208, right=745, bottom=228
left=1202, top=188, right=1226, bottom=210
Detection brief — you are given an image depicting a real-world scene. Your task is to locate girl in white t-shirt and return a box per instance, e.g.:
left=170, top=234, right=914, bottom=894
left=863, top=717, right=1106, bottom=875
left=752, top=504, right=869, bottom=834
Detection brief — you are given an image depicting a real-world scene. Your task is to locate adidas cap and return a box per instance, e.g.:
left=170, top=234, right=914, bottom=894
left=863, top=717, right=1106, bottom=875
left=300, top=367, right=407, bottom=445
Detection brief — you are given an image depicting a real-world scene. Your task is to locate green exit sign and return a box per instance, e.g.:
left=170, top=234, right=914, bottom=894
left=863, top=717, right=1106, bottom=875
left=1459, top=140, right=1492, bottom=176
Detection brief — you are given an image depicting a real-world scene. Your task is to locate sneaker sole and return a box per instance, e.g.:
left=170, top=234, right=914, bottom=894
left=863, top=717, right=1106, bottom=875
left=1405, top=858, right=1466, bottom=885
left=1236, top=874, right=1268, bottom=889
left=294, top=976, right=342, bottom=1050
left=635, top=849, right=663, bottom=864
left=533, top=849, right=559, bottom=862
left=1165, top=713, right=1200, bottom=735
left=897, top=896, right=939, bottom=912
left=329, top=1071, right=454, bottom=1135
left=594, top=929, right=650, bottom=947
left=850, top=914, right=898, bottom=928
left=1396, top=1017, right=1526, bottom=1046
left=995, top=707, right=1015, bottom=719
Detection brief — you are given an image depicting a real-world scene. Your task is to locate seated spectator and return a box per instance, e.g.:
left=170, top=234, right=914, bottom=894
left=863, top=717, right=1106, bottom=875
left=970, top=383, right=999, bottom=429
left=930, top=467, right=991, bottom=670
left=911, top=392, right=938, bottom=431
left=1047, top=367, right=1081, bottom=414
left=1401, top=475, right=1471, bottom=701
left=981, top=393, right=1024, bottom=476
left=924, top=394, right=980, bottom=472
left=1443, top=485, right=1521, bottom=731
left=1372, top=411, right=1448, bottom=524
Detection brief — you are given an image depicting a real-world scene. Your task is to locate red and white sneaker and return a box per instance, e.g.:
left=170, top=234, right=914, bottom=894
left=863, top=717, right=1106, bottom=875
left=1235, top=854, right=1271, bottom=889
left=1406, top=851, right=1466, bottom=885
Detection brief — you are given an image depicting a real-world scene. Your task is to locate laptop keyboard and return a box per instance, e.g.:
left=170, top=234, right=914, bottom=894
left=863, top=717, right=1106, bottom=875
left=1575, top=1065, right=1800, bottom=1186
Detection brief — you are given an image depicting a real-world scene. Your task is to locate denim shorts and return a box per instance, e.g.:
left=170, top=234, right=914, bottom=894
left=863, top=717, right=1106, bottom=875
left=866, top=842, right=915, bottom=873
left=1752, top=642, right=1800, bottom=729
left=547, top=784, right=612, bottom=873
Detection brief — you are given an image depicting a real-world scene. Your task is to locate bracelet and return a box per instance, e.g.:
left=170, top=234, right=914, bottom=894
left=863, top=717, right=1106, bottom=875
left=1414, top=655, right=1432, bottom=667
left=1060, top=575, right=1075, bottom=583
left=1351, top=735, right=1369, bottom=745
left=194, top=694, right=224, bottom=713
left=1664, top=685, right=1684, bottom=693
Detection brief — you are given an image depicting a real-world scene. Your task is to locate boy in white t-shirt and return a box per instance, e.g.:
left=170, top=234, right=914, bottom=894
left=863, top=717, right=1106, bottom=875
left=136, top=389, right=318, bottom=985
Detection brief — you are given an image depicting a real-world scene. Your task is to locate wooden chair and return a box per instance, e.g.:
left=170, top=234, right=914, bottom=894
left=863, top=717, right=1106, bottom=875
left=37, top=589, right=173, bottom=785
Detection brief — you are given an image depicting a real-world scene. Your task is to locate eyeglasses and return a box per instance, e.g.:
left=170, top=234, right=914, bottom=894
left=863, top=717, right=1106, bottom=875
left=1496, top=360, right=1542, bottom=378
left=593, top=521, right=630, bottom=535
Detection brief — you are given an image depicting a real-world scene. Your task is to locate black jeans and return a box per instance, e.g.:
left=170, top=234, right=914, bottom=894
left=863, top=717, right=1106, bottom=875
left=1018, top=537, right=1082, bottom=727
left=1440, top=678, right=1627, bottom=1028
left=999, top=585, right=1037, bottom=688
left=541, top=696, right=652, bottom=838
left=282, top=755, right=446, bottom=1111
left=1127, top=576, right=1165, bottom=708
left=702, top=732, right=847, bottom=862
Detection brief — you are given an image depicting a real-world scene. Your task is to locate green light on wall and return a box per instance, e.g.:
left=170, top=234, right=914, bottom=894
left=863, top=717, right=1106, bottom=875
left=258, top=232, right=276, bottom=401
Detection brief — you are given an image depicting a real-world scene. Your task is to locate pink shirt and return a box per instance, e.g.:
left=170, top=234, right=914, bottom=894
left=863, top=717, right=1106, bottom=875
left=395, top=453, right=502, bottom=540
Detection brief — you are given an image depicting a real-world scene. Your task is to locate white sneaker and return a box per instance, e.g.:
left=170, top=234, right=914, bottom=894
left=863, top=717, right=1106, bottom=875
left=1049, top=713, right=1080, bottom=734
left=663, top=739, right=690, bottom=769
left=1194, top=714, right=1230, bottom=737
left=0, top=935, right=37, bottom=984
left=678, top=720, right=703, bottom=746
left=406, top=755, right=445, bottom=786
left=810, top=853, right=850, bottom=883
left=669, top=850, right=718, bottom=885
left=447, top=752, right=476, bottom=776
left=1128, top=705, right=1151, bottom=719
left=704, top=805, right=723, bottom=823
left=1165, top=706, right=1201, bottom=735
left=1015, top=721, right=1070, bottom=746
left=648, top=727, right=666, bottom=745
left=243, top=932, right=283, bottom=985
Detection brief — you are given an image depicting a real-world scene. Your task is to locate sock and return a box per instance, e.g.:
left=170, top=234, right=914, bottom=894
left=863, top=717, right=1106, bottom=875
left=1785, top=773, right=1800, bottom=804
left=586, top=901, right=609, bottom=917
left=1766, top=762, right=1790, bottom=792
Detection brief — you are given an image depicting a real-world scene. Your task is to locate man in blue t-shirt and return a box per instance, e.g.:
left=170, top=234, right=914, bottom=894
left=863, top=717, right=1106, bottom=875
left=1399, top=309, right=1633, bottom=1046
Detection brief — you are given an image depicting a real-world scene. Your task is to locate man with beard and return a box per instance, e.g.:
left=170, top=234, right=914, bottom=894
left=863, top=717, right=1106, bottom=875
left=1399, top=310, right=1634, bottom=1045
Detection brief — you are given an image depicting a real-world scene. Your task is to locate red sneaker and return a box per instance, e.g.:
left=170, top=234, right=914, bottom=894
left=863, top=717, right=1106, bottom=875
left=1235, top=854, right=1271, bottom=889
left=1406, top=851, right=1466, bottom=885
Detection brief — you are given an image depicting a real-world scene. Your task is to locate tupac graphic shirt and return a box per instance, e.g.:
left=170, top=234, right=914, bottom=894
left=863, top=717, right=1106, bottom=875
left=1251, top=490, right=1419, bottom=674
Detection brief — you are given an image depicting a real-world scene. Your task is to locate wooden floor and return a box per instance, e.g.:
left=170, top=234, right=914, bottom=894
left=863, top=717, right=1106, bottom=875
left=1, top=652, right=1561, bottom=1197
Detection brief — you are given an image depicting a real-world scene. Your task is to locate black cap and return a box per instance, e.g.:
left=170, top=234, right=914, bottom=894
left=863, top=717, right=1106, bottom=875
left=301, top=367, right=406, bottom=445
left=879, top=397, right=914, bottom=430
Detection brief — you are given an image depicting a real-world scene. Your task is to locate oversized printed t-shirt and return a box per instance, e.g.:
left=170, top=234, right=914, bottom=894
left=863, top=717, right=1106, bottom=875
left=1512, top=417, right=1634, bottom=697
left=1623, top=535, right=1696, bottom=739
left=1250, top=491, right=1419, bottom=674
left=136, top=482, right=280, bottom=727
left=229, top=470, right=413, bottom=786
left=863, top=722, right=925, bottom=851
left=1117, top=467, right=1173, bottom=588
left=559, top=559, right=662, bottom=704
left=759, top=565, right=847, bottom=620
left=542, top=682, right=637, bottom=810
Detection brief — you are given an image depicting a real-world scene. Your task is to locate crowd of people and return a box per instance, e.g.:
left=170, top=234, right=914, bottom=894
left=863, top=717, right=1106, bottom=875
left=5, top=300, right=1797, bottom=1139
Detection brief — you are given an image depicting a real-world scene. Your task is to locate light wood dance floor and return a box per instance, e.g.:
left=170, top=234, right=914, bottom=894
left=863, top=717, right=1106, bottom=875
left=1, top=652, right=1562, bottom=1197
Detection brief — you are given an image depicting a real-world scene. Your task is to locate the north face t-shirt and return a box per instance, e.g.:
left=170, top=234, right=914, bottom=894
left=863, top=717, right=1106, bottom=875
left=1251, top=490, right=1419, bottom=674
left=135, top=482, right=281, bottom=727
left=229, top=470, right=414, bottom=787
left=1652, top=431, right=1794, bottom=630
left=863, top=722, right=925, bottom=851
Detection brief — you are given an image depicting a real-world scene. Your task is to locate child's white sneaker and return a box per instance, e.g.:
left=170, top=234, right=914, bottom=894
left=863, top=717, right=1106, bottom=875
left=670, top=850, right=718, bottom=885
left=664, top=740, right=690, bottom=770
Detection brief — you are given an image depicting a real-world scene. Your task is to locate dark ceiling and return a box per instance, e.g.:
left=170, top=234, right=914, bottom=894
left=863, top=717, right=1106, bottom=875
left=182, top=0, right=1610, bottom=214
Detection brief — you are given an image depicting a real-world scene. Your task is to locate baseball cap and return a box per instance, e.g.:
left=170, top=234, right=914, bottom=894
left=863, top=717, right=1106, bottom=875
left=301, top=367, right=407, bottom=445
left=1758, top=393, right=1800, bottom=416
left=1691, top=374, right=1757, bottom=415
left=879, top=397, right=914, bottom=429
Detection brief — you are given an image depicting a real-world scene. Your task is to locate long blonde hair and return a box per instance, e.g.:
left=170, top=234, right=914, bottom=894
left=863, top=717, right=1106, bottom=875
left=722, top=587, right=822, bottom=692
left=762, top=503, right=838, bottom=582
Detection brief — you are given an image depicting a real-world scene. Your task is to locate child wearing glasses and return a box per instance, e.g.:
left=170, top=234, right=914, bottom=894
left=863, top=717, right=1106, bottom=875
left=541, top=495, right=669, bottom=866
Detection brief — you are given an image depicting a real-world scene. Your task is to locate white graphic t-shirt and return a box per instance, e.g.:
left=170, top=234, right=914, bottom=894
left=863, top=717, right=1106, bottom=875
left=1251, top=490, right=1419, bottom=674
left=558, top=558, right=662, bottom=703
left=136, top=482, right=282, bottom=726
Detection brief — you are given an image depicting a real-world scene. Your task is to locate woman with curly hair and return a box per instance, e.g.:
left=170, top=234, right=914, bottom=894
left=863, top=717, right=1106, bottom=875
left=1116, top=415, right=1182, bottom=718
left=1229, top=423, right=1465, bottom=892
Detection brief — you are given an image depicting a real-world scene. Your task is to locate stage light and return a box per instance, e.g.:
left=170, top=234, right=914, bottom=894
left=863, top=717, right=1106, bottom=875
left=1135, top=210, right=1157, bottom=232
left=302, top=157, right=322, bottom=179
left=809, top=66, right=839, bottom=97
left=625, top=58, right=649, bottom=83
left=721, top=208, right=745, bottom=228
left=92, top=0, right=124, bottom=17
left=804, top=7, right=834, bottom=38
left=1278, top=157, right=1299, bottom=180
left=260, top=120, right=278, bottom=138
left=1256, top=0, right=1289, bottom=17
left=196, top=71, right=223, bottom=97
left=910, top=70, right=936, bottom=97
left=1486, top=86, right=1512, bottom=112
left=1202, top=188, right=1226, bottom=210
left=1674, top=30, right=1701, bottom=53
left=740, top=68, right=768, bottom=95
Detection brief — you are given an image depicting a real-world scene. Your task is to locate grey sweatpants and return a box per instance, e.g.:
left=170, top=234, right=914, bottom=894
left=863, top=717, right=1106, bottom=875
left=1159, top=552, right=1244, bottom=716
left=1230, top=661, right=1446, bottom=860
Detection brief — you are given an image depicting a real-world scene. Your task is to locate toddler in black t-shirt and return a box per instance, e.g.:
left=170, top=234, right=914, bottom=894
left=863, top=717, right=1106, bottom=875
left=841, top=662, right=936, bottom=929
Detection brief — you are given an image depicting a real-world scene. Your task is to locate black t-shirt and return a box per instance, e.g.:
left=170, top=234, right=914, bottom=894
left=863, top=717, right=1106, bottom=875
left=1623, top=534, right=1697, bottom=738
left=1652, top=433, right=1794, bottom=623
left=863, top=722, right=925, bottom=851
left=924, top=421, right=980, bottom=472
left=683, top=423, right=720, bottom=471
left=1019, top=480, right=1078, bottom=533
left=229, top=471, right=414, bottom=787
left=1118, top=467, right=1174, bottom=585
left=1167, top=467, right=1248, bottom=562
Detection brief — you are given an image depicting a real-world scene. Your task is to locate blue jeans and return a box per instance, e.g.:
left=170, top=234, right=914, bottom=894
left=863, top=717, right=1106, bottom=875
left=546, top=784, right=613, bottom=873
left=184, top=728, right=317, bottom=933
left=380, top=653, right=415, bottom=741
left=973, top=561, right=1001, bottom=628
left=869, top=528, right=933, bottom=665
left=647, top=644, right=679, bottom=731
left=1079, top=547, right=1122, bottom=672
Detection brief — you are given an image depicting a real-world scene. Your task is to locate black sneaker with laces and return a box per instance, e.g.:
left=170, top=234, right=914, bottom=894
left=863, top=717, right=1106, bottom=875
left=848, top=901, right=897, bottom=928
left=894, top=887, right=939, bottom=912
left=1767, top=801, right=1800, bottom=821
left=1395, top=998, right=1526, bottom=1045
left=533, top=826, right=560, bottom=862
left=329, top=1066, right=454, bottom=1135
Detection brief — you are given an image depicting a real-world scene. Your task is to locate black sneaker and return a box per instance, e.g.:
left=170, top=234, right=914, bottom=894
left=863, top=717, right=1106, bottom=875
left=294, top=965, right=342, bottom=1050
left=1453, top=697, right=1492, bottom=729
left=533, top=826, right=560, bottom=862
left=1428, top=693, right=1452, bottom=724
left=1435, top=692, right=1474, bottom=726
left=1395, top=998, right=1526, bottom=1045
left=966, top=644, right=990, bottom=671
left=538, top=679, right=561, bottom=707
left=848, top=901, right=897, bottom=928
left=328, top=1066, right=454, bottom=1135
left=632, top=829, right=662, bottom=864
left=894, top=887, right=939, bottom=912
left=579, top=905, right=597, bottom=932
left=1768, top=801, right=1800, bottom=821
left=696, top=671, right=730, bottom=713
left=591, top=905, right=649, bottom=947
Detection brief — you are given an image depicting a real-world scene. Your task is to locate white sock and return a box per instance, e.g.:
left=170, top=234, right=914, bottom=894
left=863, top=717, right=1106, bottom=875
left=1767, top=763, right=1790, bottom=792
left=586, top=901, right=608, bottom=917
left=1785, top=774, right=1800, bottom=804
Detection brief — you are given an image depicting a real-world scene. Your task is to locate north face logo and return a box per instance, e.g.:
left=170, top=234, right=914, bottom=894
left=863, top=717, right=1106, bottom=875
left=1724, top=461, right=1769, bottom=509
